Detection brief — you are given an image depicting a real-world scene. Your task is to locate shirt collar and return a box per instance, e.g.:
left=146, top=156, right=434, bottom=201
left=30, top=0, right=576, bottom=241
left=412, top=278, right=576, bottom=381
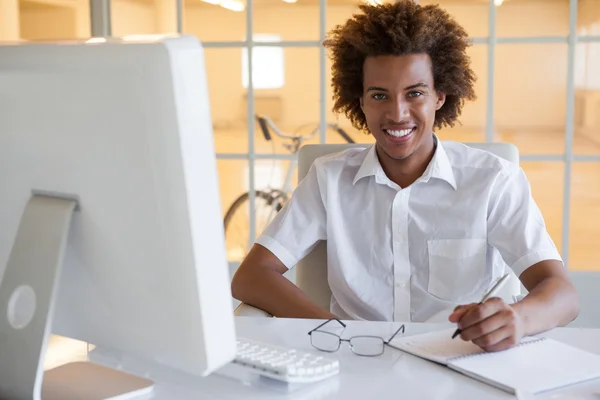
left=352, top=145, right=380, bottom=185
left=352, top=133, right=457, bottom=190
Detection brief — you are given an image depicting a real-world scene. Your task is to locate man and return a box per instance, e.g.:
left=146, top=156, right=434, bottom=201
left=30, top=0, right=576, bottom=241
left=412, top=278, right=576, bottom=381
left=231, top=0, right=579, bottom=352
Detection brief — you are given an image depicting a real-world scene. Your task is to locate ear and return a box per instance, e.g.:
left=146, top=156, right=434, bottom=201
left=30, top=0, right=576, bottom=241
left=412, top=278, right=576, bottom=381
left=359, top=96, right=364, bottom=111
left=435, top=91, right=446, bottom=111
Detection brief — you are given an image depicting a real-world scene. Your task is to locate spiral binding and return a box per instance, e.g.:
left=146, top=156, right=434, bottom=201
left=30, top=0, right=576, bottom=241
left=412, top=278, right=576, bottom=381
left=450, top=336, right=547, bottom=362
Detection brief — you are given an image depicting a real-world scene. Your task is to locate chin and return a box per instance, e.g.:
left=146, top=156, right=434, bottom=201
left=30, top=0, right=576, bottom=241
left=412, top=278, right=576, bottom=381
left=376, top=142, right=413, bottom=161
left=385, top=148, right=416, bottom=161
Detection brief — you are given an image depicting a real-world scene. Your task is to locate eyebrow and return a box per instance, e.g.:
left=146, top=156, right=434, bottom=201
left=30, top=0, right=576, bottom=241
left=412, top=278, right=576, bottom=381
left=366, top=82, right=429, bottom=92
left=404, top=82, right=429, bottom=90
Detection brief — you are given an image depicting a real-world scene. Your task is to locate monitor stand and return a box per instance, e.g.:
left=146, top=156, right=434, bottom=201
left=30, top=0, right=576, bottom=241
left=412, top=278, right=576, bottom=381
left=0, top=193, right=154, bottom=400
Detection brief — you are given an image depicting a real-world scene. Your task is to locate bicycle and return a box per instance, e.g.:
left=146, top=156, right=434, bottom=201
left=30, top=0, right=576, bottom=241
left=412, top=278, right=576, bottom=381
left=223, top=115, right=355, bottom=261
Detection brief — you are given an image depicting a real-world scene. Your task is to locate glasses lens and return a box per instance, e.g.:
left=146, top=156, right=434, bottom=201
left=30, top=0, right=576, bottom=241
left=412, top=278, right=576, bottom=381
left=310, top=331, right=340, bottom=352
left=349, top=336, right=384, bottom=356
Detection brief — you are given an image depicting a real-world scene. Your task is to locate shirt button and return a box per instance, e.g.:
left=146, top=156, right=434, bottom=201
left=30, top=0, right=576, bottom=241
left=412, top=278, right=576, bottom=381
left=395, top=282, right=407, bottom=288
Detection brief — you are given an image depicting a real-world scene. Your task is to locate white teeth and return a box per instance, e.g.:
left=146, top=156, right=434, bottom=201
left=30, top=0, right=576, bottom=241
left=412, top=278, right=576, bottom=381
left=385, top=128, right=413, bottom=137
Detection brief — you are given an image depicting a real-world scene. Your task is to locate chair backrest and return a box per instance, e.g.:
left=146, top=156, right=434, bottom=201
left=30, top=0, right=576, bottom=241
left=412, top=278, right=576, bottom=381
left=295, top=142, right=523, bottom=312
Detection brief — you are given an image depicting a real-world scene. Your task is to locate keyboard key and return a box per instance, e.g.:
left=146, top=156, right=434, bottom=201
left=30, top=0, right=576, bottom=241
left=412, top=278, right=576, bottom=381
left=233, top=337, right=340, bottom=384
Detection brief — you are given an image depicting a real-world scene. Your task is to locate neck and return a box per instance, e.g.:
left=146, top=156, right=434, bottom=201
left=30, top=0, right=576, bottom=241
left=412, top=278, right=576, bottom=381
left=376, top=134, right=436, bottom=188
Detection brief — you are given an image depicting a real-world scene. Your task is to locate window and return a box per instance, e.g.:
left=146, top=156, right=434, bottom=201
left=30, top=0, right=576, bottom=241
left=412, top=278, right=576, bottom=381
left=242, top=34, right=284, bottom=89
left=179, top=0, right=600, bottom=270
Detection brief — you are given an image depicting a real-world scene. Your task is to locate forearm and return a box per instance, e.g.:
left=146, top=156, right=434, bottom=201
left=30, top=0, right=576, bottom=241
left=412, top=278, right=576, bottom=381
left=512, top=276, right=580, bottom=336
left=232, top=268, right=336, bottom=319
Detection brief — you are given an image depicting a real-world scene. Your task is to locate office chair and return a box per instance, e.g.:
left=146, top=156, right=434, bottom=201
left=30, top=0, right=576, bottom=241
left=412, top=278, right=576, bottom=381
left=234, top=142, right=525, bottom=318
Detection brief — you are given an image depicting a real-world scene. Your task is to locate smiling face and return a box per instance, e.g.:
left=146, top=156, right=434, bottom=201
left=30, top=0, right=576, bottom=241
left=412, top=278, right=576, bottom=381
left=360, top=53, right=446, bottom=163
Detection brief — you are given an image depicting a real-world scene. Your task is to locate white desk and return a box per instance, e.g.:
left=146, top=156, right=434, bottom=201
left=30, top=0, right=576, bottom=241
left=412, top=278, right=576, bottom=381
left=46, top=317, right=600, bottom=399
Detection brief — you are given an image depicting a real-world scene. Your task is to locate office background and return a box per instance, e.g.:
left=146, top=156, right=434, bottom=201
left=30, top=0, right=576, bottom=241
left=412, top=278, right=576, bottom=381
left=1, top=0, right=599, bottom=273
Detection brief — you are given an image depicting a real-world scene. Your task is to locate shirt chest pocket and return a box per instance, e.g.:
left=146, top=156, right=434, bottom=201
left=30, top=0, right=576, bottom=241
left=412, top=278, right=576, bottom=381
left=427, top=239, right=488, bottom=302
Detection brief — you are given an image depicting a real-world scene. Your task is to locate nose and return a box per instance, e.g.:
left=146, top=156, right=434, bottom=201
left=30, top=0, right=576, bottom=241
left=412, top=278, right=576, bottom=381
left=386, top=97, right=410, bottom=122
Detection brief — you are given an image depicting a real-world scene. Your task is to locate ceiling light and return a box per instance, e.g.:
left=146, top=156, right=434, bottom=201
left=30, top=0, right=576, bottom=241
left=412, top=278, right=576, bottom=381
left=494, top=0, right=504, bottom=5
left=201, top=0, right=220, bottom=5
left=220, top=0, right=244, bottom=11
left=282, top=0, right=297, bottom=3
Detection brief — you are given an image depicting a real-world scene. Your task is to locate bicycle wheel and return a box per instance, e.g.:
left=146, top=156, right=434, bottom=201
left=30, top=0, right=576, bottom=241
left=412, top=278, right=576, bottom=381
left=223, top=190, right=287, bottom=261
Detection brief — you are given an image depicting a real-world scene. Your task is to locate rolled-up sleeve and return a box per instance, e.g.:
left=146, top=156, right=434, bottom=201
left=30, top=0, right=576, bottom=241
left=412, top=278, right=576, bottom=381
left=487, top=166, right=563, bottom=277
left=256, top=161, right=327, bottom=269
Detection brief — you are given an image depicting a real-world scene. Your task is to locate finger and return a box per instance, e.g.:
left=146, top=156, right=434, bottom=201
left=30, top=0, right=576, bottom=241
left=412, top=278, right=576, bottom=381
left=472, top=324, right=517, bottom=351
left=449, top=307, right=470, bottom=323
left=449, top=306, right=473, bottom=322
left=458, top=298, right=505, bottom=330
left=453, top=303, right=477, bottom=312
left=482, top=335, right=520, bottom=352
left=448, top=303, right=478, bottom=322
left=459, top=308, right=513, bottom=342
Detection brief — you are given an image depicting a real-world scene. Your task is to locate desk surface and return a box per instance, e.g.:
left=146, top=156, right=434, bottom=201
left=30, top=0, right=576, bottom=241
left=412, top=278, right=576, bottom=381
left=47, top=317, right=600, bottom=400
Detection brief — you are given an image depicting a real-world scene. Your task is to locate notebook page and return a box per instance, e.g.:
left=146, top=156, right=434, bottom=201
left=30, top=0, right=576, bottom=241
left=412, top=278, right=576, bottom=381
left=388, top=328, right=485, bottom=364
left=449, top=339, right=600, bottom=394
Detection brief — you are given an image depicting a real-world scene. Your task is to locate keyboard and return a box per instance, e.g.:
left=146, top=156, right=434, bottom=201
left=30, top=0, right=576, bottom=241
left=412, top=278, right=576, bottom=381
left=233, top=337, right=340, bottom=383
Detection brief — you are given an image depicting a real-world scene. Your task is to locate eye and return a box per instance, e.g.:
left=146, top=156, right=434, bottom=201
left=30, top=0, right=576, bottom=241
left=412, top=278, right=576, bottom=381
left=407, top=91, right=423, bottom=98
left=371, top=93, right=387, bottom=100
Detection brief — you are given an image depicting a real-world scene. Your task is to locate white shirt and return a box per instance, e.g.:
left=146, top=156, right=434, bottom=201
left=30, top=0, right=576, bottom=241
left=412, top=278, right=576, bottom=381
left=256, top=137, right=562, bottom=322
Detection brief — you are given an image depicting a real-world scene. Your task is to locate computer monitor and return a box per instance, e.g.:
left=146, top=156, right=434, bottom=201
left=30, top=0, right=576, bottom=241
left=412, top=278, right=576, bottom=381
left=0, top=35, right=236, bottom=399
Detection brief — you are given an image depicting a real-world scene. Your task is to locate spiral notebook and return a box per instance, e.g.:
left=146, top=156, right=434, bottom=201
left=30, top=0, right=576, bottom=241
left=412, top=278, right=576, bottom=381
left=389, top=328, right=600, bottom=395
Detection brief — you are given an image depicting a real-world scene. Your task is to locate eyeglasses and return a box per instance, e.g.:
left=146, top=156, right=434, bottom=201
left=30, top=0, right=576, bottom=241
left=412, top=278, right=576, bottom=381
left=308, top=318, right=405, bottom=357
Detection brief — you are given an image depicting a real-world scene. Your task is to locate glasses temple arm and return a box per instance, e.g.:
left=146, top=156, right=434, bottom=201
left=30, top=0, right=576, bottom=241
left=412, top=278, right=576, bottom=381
left=308, top=318, right=347, bottom=335
left=385, top=324, right=405, bottom=343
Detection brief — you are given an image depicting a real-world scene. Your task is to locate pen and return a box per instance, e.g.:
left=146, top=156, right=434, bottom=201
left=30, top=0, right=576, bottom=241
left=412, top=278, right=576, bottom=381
left=451, top=273, right=511, bottom=339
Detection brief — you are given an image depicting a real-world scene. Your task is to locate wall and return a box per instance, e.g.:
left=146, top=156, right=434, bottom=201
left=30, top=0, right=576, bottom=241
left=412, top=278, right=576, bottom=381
left=184, top=1, right=571, bottom=133
left=0, top=0, right=20, bottom=40
left=109, top=0, right=178, bottom=36
left=578, top=0, right=600, bottom=34
left=575, top=0, right=600, bottom=141
left=577, top=0, right=600, bottom=90
left=111, top=0, right=157, bottom=36
left=495, top=1, right=569, bottom=132
left=184, top=5, right=329, bottom=130
left=19, top=3, right=76, bottom=40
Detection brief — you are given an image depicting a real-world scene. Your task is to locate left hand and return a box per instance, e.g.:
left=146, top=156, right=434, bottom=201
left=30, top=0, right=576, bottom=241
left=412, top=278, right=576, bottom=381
left=448, top=297, right=525, bottom=352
